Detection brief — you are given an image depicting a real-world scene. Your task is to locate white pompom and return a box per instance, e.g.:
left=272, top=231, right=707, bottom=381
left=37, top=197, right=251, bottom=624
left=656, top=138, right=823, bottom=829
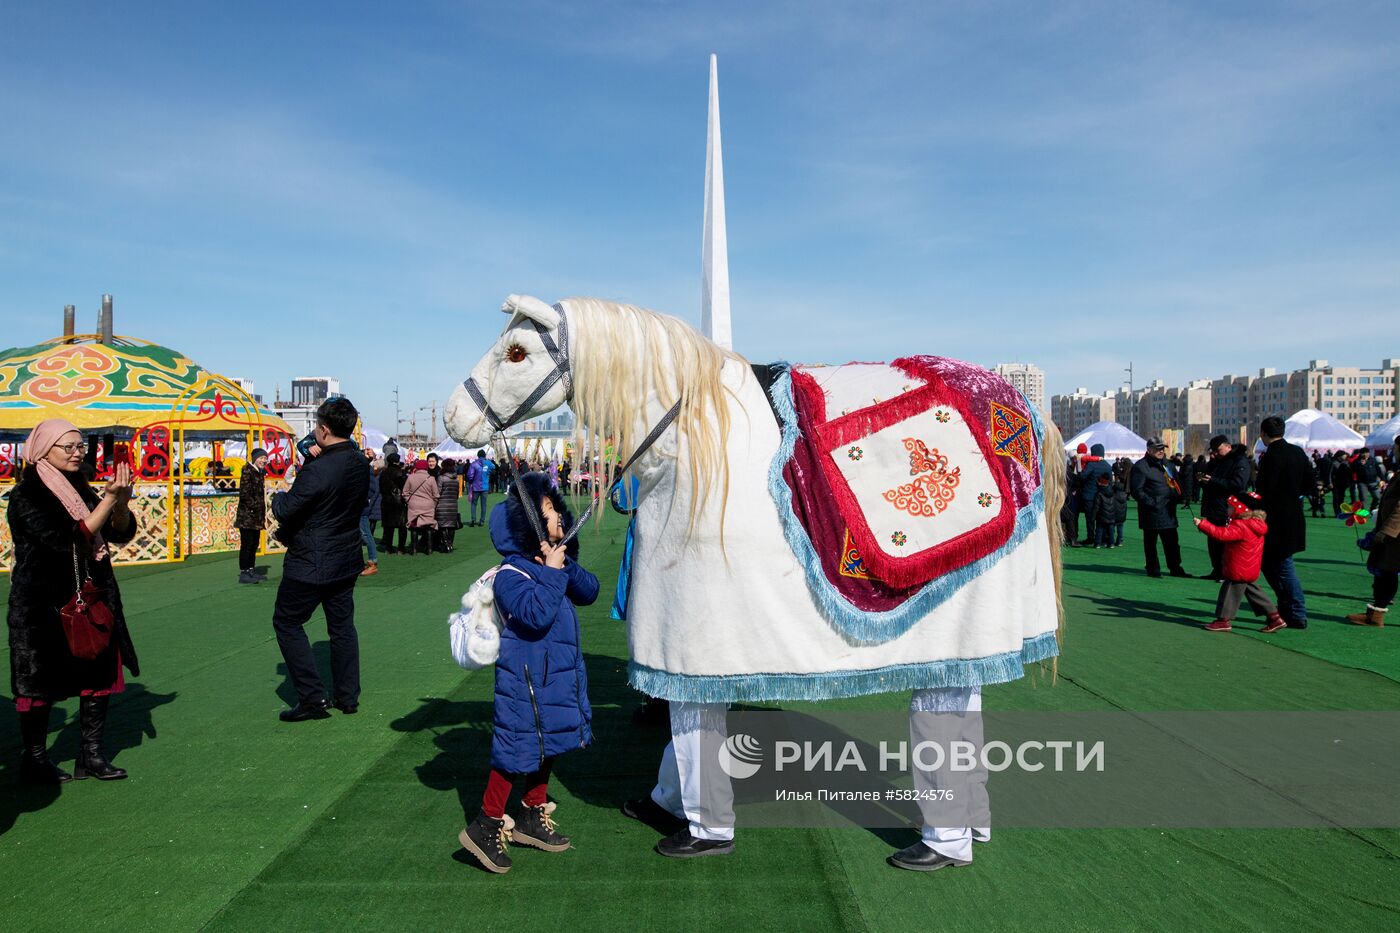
left=478, top=587, right=494, bottom=607
left=461, top=592, right=475, bottom=612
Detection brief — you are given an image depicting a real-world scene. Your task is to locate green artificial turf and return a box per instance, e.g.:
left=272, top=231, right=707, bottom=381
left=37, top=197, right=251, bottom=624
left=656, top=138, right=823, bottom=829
left=2, top=506, right=1399, bottom=932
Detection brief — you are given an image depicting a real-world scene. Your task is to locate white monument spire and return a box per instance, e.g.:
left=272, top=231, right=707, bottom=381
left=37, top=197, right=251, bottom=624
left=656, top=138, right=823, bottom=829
left=701, top=53, right=732, bottom=350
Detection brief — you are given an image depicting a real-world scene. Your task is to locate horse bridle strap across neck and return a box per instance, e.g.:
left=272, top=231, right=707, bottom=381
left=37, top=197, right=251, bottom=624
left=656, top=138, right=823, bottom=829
left=462, top=303, right=573, bottom=433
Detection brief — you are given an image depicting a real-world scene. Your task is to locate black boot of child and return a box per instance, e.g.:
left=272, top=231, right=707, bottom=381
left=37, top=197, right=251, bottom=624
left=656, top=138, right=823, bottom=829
left=73, top=696, right=127, bottom=780
left=512, top=802, right=571, bottom=851
left=459, top=810, right=514, bottom=873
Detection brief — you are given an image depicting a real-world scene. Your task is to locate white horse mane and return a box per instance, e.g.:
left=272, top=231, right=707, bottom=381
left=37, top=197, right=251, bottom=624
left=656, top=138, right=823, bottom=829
left=563, top=296, right=743, bottom=532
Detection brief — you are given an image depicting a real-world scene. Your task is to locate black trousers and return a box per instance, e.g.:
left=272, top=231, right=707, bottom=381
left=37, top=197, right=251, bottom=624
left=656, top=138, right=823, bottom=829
left=1375, top=572, right=1398, bottom=610
left=272, top=575, right=360, bottom=707
left=238, top=528, right=260, bottom=572
left=1207, top=537, right=1224, bottom=578
left=1142, top=528, right=1183, bottom=575
left=380, top=525, right=407, bottom=552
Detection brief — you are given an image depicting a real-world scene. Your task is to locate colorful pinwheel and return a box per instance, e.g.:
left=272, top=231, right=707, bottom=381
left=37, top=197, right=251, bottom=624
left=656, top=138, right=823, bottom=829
left=1340, top=501, right=1371, bottom=527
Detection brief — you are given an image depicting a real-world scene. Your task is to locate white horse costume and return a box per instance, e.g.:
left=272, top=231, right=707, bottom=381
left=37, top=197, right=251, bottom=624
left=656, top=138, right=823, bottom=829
left=445, top=296, right=1064, bottom=703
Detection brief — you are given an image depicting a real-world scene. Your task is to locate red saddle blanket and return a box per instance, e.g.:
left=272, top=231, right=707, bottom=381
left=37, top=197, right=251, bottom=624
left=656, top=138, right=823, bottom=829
left=778, top=356, right=1042, bottom=609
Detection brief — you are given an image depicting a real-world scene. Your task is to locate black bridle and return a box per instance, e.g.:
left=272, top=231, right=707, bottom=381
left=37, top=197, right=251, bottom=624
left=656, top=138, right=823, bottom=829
left=463, top=301, right=681, bottom=550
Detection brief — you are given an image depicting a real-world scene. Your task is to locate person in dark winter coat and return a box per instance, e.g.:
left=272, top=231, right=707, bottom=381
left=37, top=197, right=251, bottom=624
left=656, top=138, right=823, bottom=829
left=269, top=398, right=372, bottom=721
left=1194, top=494, right=1286, bottom=633
left=1129, top=437, right=1187, bottom=577
left=1352, top=449, right=1383, bottom=510
left=378, top=454, right=408, bottom=554
left=1255, top=416, right=1314, bottom=629
left=360, top=452, right=382, bottom=576
left=1328, top=450, right=1351, bottom=517
left=235, top=448, right=269, bottom=585
left=1197, top=435, right=1251, bottom=580
left=1060, top=459, right=1080, bottom=547
left=1348, top=437, right=1400, bottom=627
left=434, top=458, right=462, bottom=552
left=1077, top=444, right=1113, bottom=545
left=8, top=418, right=139, bottom=783
left=1092, top=474, right=1128, bottom=547
left=458, top=473, right=600, bottom=874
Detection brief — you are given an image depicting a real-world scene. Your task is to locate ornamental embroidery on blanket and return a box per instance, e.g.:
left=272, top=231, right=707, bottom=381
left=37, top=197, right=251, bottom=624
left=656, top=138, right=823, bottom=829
left=935, top=409, right=951, bottom=424
left=847, top=446, right=863, bottom=462
left=990, top=401, right=1034, bottom=472
left=978, top=492, right=994, bottom=508
left=883, top=438, right=961, bottom=518
left=838, top=529, right=872, bottom=579
left=890, top=531, right=908, bottom=547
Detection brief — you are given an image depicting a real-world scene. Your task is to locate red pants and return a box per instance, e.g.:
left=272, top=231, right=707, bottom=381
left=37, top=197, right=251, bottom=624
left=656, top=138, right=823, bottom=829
left=482, top=759, right=554, bottom=819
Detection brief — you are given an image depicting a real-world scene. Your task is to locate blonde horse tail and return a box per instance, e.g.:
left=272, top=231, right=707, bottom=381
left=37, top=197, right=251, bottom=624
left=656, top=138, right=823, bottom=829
left=1040, top=416, right=1066, bottom=671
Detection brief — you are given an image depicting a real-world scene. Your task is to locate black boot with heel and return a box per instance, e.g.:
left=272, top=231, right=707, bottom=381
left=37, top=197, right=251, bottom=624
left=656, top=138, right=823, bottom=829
left=18, top=707, right=71, bottom=785
left=73, top=696, right=127, bottom=781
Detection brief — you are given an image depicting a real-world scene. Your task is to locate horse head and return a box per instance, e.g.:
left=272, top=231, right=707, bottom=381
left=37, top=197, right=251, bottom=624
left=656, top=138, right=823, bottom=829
left=445, top=294, right=572, bottom=446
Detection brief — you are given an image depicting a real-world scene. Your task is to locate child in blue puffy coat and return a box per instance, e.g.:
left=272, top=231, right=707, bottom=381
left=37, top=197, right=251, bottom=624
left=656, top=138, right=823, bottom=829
left=458, top=473, right=599, bottom=874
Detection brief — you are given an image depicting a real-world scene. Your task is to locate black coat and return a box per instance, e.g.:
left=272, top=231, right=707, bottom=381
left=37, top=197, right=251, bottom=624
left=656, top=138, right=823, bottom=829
left=271, top=442, right=372, bottom=584
left=1129, top=456, right=1180, bottom=530
left=1256, top=439, right=1313, bottom=559
left=435, top=474, right=462, bottom=529
left=6, top=466, right=140, bottom=700
left=1199, top=451, right=1252, bottom=524
left=1092, top=482, right=1129, bottom=525
left=234, top=465, right=266, bottom=530
left=379, top=465, right=407, bottom=528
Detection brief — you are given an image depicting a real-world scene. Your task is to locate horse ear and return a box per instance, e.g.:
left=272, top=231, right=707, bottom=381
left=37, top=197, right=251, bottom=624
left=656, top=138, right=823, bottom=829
left=501, top=294, right=559, bottom=331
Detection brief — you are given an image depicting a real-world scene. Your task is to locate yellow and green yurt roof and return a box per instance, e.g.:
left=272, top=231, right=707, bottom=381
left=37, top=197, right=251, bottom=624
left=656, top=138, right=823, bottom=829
left=0, top=336, right=292, bottom=436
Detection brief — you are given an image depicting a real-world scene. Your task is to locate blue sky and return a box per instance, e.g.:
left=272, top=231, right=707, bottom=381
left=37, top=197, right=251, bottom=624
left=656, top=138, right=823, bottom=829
left=2, top=1, right=1398, bottom=431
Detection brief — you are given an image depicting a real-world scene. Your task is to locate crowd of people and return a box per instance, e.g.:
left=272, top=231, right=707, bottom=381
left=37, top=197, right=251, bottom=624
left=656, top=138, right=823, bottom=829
left=9, top=399, right=1397, bottom=879
left=1061, top=418, right=1400, bottom=632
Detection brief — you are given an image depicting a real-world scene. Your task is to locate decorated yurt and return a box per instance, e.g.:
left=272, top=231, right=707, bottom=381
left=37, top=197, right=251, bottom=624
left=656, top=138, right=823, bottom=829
left=0, top=307, right=296, bottom=570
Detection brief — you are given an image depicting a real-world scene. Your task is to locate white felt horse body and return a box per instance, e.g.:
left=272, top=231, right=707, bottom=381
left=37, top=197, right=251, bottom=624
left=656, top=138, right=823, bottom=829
left=445, top=295, right=1065, bottom=703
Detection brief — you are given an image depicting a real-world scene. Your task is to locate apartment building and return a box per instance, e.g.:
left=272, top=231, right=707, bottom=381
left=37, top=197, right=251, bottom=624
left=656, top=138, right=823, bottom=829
left=993, top=362, right=1046, bottom=411
left=1050, top=388, right=1117, bottom=437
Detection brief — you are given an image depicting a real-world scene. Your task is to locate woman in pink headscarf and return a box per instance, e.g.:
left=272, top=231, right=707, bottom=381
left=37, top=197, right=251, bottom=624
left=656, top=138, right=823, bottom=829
left=7, top=419, right=139, bottom=784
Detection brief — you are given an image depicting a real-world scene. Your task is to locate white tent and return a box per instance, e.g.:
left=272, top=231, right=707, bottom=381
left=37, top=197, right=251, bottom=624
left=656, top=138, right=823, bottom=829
left=429, top=437, right=471, bottom=459
left=1063, top=422, right=1148, bottom=459
left=361, top=425, right=392, bottom=453
left=1252, top=408, right=1365, bottom=455
left=1365, top=413, right=1400, bottom=452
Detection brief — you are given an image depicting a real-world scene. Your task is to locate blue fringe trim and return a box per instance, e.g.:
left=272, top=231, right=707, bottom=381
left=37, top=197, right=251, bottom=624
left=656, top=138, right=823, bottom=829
left=628, top=631, right=1060, bottom=702
left=766, top=370, right=1048, bottom=644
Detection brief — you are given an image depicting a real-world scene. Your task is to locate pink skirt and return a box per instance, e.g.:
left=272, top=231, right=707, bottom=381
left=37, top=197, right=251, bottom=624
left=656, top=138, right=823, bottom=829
left=14, top=651, right=125, bottom=711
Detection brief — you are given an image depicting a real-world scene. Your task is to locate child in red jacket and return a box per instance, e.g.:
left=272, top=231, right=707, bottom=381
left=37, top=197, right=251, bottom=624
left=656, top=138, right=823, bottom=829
left=1194, top=494, right=1287, bottom=633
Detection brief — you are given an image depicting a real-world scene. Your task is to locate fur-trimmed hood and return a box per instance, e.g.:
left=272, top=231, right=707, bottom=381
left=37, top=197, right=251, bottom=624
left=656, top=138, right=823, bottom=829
left=490, top=471, right=578, bottom=561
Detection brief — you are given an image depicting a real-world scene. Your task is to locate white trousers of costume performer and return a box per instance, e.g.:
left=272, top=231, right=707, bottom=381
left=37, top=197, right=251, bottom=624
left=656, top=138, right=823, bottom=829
left=651, top=689, right=988, bottom=851
left=651, top=701, right=735, bottom=841
left=911, top=685, right=989, bottom=863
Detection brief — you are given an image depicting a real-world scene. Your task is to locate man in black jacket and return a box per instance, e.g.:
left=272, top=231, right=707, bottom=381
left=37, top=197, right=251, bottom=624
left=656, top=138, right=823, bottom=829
left=1256, top=416, right=1314, bottom=629
left=1353, top=449, right=1383, bottom=510
left=1129, top=437, right=1188, bottom=578
left=270, top=397, right=373, bottom=721
left=1197, top=435, right=1251, bottom=580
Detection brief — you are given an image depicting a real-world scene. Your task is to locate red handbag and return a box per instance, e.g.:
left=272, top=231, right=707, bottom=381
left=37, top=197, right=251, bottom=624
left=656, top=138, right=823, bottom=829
left=59, top=546, right=114, bottom=660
